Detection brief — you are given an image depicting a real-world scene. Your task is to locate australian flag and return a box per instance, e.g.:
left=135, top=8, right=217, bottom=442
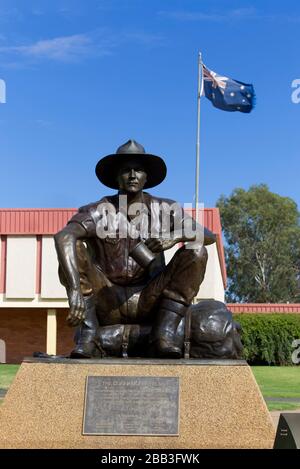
left=201, top=64, right=255, bottom=113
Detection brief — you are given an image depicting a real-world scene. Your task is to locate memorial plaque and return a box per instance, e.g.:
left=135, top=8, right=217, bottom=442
left=83, top=376, right=179, bottom=435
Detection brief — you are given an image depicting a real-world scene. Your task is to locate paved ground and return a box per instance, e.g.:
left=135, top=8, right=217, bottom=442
left=265, top=397, right=300, bottom=403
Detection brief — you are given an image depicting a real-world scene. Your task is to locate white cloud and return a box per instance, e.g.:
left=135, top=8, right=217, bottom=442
left=158, top=10, right=223, bottom=22
left=158, top=7, right=260, bottom=22
left=0, top=29, right=165, bottom=64
left=35, top=119, right=53, bottom=128
left=122, top=32, right=165, bottom=46
left=31, top=9, right=44, bottom=16
left=159, top=7, right=300, bottom=23
left=0, top=6, right=23, bottom=23
left=0, top=34, right=95, bottom=62
left=229, top=8, right=258, bottom=19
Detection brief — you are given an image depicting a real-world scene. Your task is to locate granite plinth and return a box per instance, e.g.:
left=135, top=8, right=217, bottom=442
left=0, top=358, right=275, bottom=449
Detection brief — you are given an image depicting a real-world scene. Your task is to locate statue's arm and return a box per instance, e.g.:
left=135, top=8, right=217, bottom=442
left=55, top=223, right=87, bottom=289
left=54, top=223, right=87, bottom=326
left=176, top=209, right=216, bottom=245
left=145, top=208, right=216, bottom=253
left=180, top=226, right=216, bottom=245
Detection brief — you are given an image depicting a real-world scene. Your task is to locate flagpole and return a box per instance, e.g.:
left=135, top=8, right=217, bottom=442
left=195, top=51, right=202, bottom=221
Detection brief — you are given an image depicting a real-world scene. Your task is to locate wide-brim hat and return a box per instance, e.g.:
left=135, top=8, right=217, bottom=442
left=95, top=139, right=167, bottom=189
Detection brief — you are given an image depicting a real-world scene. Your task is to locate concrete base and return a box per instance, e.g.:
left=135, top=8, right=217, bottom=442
left=0, top=359, right=275, bottom=449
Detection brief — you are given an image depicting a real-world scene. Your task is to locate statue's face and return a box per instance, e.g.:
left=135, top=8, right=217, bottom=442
left=117, top=159, right=147, bottom=193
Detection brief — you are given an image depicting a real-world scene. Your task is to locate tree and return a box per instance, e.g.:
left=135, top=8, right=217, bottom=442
left=217, top=185, right=300, bottom=303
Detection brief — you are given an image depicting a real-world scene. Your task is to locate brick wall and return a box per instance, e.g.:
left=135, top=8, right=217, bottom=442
left=0, top=308, right=73, bottom=363
left=56, top=309, right=74, bottom=356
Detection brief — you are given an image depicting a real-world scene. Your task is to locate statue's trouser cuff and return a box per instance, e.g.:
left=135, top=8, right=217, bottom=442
left=71, top=294, right=99, bottom=358
left=159, top=298, right=187, bottom=317
left=150, top=298, right=188, bottom=358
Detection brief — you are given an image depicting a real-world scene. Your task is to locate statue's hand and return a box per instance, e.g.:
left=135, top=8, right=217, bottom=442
left=67, top=288, right=86, bottom=327
left=145, top=237, right=178, bottom=253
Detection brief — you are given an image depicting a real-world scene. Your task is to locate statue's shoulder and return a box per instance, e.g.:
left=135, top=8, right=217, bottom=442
left=78, top=195, right=117, bottom=213
left=143, top=192, right=179, bottom=207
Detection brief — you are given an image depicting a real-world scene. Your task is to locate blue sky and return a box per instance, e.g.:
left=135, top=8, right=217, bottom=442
left=0, top=0, right=299, bottom=209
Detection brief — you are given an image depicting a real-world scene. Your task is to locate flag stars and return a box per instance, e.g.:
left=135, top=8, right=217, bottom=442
left=202, top=63, right=254, bottom=113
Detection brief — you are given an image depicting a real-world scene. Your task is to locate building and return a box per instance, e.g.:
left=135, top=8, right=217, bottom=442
left=0, top=208, right=226, bottom=363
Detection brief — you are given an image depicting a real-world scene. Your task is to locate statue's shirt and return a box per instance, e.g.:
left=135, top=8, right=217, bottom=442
left=67, top=192, right=188, bottom=286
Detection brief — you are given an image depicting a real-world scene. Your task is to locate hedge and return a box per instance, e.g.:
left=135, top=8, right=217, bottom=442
left=233, top=314, right=300, bottom=365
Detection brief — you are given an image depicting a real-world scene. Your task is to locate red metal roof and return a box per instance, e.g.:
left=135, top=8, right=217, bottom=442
left=0, top=207, right=227, bottom=287
left=0, top=208, right=223, bottom=235
left=227, top=303, right=300, bottom=313
left=0, top=209, right=75, bottom=235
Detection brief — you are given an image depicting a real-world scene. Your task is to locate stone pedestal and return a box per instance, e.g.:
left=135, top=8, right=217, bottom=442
left=0, top=358, right=275, bottom=448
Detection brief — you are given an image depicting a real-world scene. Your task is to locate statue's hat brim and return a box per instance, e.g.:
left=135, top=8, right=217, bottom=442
left=95, top=140, right=167, bottom=190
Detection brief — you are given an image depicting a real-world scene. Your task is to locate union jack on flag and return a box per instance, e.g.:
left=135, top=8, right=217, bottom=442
left=201, top=64, right=255, bottom=113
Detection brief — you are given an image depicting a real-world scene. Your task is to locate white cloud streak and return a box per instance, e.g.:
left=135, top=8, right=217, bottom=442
left=0, top=30, right=165, bottom=64
left=159, top=7, right=267, bottom=22
left=0, top=34, right=95, bottom=62
left=159, top=7, right=300, bottom=24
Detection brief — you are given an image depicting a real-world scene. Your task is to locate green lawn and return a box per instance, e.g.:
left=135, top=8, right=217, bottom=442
left=0, top=365, right=20, bottom=389
left=0, top=365, right=20, bottom=406
left=252, top=366, right=300, bottom=411
left=252, top=366, right=300, bottom=398
left=267, top=402, right=300, bottom=411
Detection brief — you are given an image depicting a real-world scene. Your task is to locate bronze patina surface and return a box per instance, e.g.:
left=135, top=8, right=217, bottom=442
left=55, top=140, right=242, bottom=360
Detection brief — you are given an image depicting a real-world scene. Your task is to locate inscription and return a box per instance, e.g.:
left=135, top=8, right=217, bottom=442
left=83, top=376, right=179, bottom=435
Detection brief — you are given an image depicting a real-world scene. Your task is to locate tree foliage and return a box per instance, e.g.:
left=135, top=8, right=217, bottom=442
left=217, top=185, right=300, bottom=302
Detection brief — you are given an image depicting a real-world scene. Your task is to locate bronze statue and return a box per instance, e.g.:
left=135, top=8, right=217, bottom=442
left=55, top=140, right=242, bottom=359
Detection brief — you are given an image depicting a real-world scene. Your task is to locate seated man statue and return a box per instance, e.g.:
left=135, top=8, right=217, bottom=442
left=55, top=140, right=222, bottom=359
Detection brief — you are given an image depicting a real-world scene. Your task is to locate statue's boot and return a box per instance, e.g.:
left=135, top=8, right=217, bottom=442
left=70, top=295, right=99, bottom=358
left=151, top=298, right=187, bottom=358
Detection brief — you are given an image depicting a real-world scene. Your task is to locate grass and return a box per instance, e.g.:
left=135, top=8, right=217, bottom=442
left=0, top=365, right=20, bottom=406
left=267, top=402, right=300, bottom=411
left=0, top=365, right=20, bottom=389
left=252, top=366, right=300, bottom=411
left=251, top=366, right=300, bottom=399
